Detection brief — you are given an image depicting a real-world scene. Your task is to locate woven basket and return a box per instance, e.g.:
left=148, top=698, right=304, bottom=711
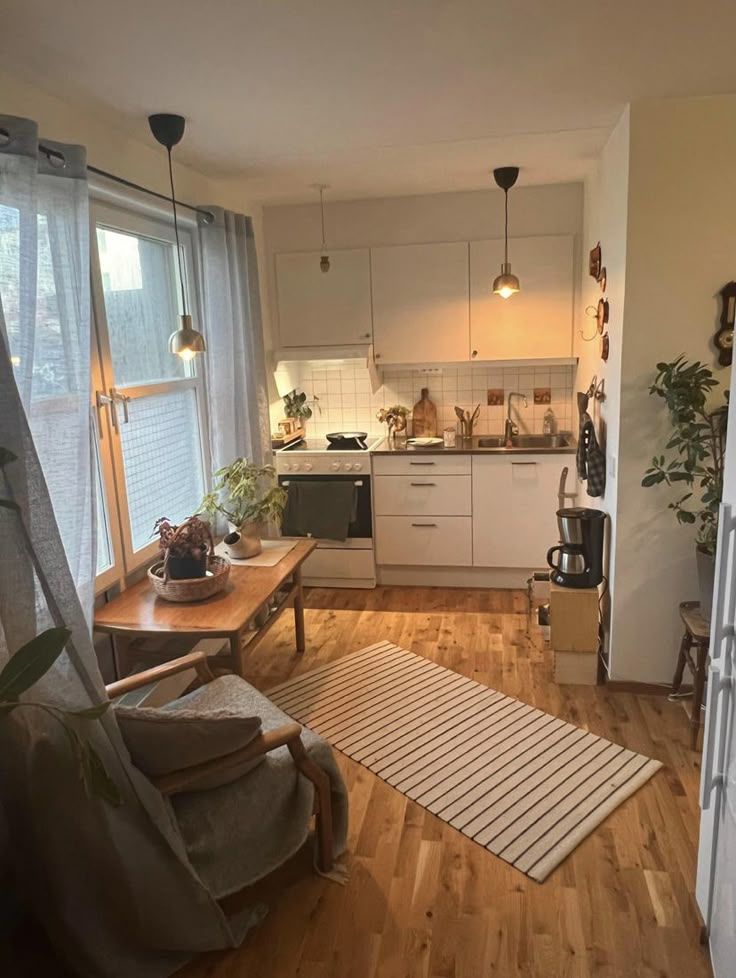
left=148, top=555, right=231, bottom=603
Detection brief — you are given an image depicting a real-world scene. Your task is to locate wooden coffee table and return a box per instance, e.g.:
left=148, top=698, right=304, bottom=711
left=94, top=538, right=317, bottom=678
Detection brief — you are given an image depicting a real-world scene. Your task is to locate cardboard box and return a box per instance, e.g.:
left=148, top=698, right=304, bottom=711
left=554, top=649, right=599, bottom=685
left=549, top=583, right=600, bottom=652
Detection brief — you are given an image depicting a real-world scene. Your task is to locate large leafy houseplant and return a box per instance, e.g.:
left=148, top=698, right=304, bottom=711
left=641, top=355, right=728, bottom=556
left=200, top=458, right=287, bottom=530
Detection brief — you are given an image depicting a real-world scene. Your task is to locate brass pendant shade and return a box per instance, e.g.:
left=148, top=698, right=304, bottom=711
left=148, top=113, right=206, bottom=359
left=492, top=166, right=521, bottom=299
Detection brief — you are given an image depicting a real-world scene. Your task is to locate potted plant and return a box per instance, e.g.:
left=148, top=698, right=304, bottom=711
left=283, top=389, right=318, bottom=432
left=153, top=516, right=213, bottom=579
left=641, top=355, right=728, bottom=619
left=199, top=459, right=287, bottom=558
left=376, top=405, right=409, bottom=443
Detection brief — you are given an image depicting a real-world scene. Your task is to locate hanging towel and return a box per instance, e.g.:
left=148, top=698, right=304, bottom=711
left=282, top=481, right=357, bottom=541
left=578, top=411, right=606, bottom=497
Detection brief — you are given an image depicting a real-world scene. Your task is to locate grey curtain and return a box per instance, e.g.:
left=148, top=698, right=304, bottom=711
left=197, top=208, right=271, bottom=487
left=0, top=115, right=248, bottom=977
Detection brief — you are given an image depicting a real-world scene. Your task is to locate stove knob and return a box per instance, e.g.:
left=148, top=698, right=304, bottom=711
left=281, top=463, right=291, bottom=472
left=303, top=462, right=313, bottom=471
left=292, top=462, right=300, bottom=471
left=330, top=461, right=340, bottom=471
left=352, top=462, right=362, bottom=471
left=342, top=462, right=352, bottom=472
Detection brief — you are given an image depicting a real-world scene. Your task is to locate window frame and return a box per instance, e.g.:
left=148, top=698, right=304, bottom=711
left=89, top=200, right=211, bottom=588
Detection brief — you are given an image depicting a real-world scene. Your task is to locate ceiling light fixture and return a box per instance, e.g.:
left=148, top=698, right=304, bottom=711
left=492, top=166, right=521, bottom=299
left=148, top=113, right=206, bottom=360
left=312, top=183, right=330, bottom=273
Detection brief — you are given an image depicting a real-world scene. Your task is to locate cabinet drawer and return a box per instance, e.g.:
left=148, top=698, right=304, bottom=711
left=372, top=454, right=471, bottom=477
left=375, top=516, right=472, bottom=566
left=374, top=475, right=471, bottom=516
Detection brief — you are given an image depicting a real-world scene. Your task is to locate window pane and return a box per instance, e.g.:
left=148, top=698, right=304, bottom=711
left=96, top=226, right=186, bottom=387
left=119, top=388, right=205, bottom=552
left=94, top=438, right=113, bottom=576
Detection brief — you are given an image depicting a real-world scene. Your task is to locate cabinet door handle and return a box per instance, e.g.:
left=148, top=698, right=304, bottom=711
left=511, top=461, right=537, bottom=466
left=410, top=482, right=437, bottom=486
left=409, top=461, right=436, bottom=466
left=411, top=523, right=437, bottom=528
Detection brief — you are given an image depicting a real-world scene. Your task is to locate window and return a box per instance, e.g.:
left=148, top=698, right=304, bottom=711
left=91, top=203, right=210, bottom=584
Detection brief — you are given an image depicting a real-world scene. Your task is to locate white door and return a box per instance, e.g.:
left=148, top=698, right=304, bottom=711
left=697, top=370, right=736, bottom=974
left=371, top=242, right=470, bottom=364
left=469, top=235, right=574, bottom=361
left=275, top=248, right=373, bottom=348
left=472, top=455, right=564, bottom=567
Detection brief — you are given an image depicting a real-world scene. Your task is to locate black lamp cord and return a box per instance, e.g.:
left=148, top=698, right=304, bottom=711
left=167, top=146, right=188, bottom=317
left=504, top=189, right=509, bottom=266
left=320, top=186, right=327, bottom=251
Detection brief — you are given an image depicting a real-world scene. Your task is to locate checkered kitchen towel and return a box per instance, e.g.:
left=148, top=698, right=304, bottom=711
left=576, top=411, right=606, bottom=497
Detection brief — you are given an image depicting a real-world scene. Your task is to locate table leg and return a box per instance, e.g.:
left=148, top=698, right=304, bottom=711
left=294, top=567, right=306, bottom=654
left=671, top=630, right=690, bottom=694
left=230, top=631, right=245, bottom=677
left=691, top=641, right=708, bottom=751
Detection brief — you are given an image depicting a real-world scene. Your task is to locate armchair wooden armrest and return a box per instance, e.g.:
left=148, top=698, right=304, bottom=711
left=152, top=722, right=304, bottom=796
left=105, top=650, right=215, bottom=700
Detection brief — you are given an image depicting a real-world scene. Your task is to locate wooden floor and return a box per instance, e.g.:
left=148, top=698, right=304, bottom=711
left=6, top=586, right=713, bottom=977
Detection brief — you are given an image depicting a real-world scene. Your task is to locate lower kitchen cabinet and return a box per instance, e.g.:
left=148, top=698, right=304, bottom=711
left=375, top=515, right=473, bottom=566
left=472, top=455, right=566, bottom=568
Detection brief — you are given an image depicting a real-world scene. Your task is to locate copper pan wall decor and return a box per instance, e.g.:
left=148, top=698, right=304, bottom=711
left=601, top=333, right=610, bottom=362
left=589, top=242, right=602, bottom=280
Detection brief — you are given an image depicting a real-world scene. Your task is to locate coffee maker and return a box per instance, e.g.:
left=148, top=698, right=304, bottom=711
left=547, top=507, right=606, bottom=588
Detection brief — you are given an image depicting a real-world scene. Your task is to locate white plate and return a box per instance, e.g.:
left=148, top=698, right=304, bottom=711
left=408, top=437, right=444, bottom=446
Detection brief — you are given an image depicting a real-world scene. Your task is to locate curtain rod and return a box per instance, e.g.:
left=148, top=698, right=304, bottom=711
left=36, top=140, right=215, bottom=223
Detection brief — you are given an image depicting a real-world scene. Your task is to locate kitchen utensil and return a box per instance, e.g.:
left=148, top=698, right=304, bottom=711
left=413, top=388, right=437, bottom=437
left=326, top=431, right=368, bottom=447
left=408, top=437, right=443, bottom=447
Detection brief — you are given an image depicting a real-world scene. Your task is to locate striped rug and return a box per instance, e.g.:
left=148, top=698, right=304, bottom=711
left=268, top=641, right=662, bottom=882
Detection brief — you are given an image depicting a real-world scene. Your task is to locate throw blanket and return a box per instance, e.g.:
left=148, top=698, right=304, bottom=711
left=163, top=677, right=349, bottom=898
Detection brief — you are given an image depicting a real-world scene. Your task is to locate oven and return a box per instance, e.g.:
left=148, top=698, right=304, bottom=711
left=278, top=472, right=373, bottom=545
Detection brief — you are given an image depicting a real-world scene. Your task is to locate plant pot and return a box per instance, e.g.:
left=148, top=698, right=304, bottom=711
left=696, top=544, right=716, bottom=621
left=166, top=550, right=208, bottom=580
left=224, top=521, right=262, bottom=559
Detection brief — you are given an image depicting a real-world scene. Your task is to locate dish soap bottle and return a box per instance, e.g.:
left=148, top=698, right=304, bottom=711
left=543, top=408, right=556, bottom=435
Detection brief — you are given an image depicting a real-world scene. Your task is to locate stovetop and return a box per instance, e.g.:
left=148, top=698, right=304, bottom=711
left=278, top=437, right=382, bottom=454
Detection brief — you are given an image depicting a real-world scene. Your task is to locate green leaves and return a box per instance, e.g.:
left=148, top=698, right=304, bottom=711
left=0, top=627, right=71, bottom=702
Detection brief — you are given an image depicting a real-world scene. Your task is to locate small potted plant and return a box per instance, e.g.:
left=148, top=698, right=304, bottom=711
left=199, top=459, right=288, bottom=558
left=376, top=405, right=409, bottom=443
left=153, top=516, right=213, bottom=579
left=283, top=389, right=318, bottom=432
left=641, top=355, right=728, bottom=619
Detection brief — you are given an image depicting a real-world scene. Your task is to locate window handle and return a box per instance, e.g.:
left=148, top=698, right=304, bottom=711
left=95, top=390, right=117, bottom=434
left=110, top=388, right=131, bottom=424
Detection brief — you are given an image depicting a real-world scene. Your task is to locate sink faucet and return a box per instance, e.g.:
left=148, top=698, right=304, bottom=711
left=505, top=391, right=528, bottom=443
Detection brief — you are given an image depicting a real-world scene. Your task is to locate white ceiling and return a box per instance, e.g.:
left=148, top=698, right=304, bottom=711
left=3, top=0, right=736, bottom=204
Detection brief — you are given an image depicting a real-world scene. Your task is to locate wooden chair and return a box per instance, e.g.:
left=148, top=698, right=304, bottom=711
left=106, top=651, right=334, bottom=874
left=669, top=601, right=710, bottom=751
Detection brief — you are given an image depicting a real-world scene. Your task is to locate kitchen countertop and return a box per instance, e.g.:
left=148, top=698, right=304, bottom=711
left=371, top=434, right=577, bottom=455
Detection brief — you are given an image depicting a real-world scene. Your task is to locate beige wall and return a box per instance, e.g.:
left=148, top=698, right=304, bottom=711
left=610, top=95, right=736, bottom=683
left=574, top=108, right=630, bottom=670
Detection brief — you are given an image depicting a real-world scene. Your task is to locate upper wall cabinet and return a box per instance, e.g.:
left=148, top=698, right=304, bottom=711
left=469, top=235, right=574, bottom=361
left=371, top=242, right=470, bottom=364
left=275, top=248, right=373, bottom=348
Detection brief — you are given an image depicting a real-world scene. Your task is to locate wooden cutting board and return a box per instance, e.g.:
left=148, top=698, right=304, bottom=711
left=412, top=387, right=437, bottom=437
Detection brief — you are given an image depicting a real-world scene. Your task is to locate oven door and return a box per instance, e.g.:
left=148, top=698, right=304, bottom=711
left=278, top=474, right=373, bottom=545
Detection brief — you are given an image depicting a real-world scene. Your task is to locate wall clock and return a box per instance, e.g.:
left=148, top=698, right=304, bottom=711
left=715, top=281, right=736, bottom=367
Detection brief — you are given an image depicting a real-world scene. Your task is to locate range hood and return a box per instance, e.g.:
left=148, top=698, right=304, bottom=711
left=271, top=343, right=382, bottom=395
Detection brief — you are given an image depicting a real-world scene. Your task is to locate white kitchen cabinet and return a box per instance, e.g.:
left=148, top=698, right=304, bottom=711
left=375, top=516, right=473, bottom=566
left=472, top=455, right=568, bottom=568
left=371, top=242, right=470, bottom=364
left=469, top=235, right=574, bottom=361
left=275, top=248, right=372, bottom=348
left=372, top=454, right=471, bottom=477
left=374, top=475, right=472, bottom=517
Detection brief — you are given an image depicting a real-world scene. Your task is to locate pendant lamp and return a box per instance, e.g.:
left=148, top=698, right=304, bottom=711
left=492, top=166, right=521, bottom=299
left=312, top=183, right=330, bottom=272
left=148, top=113, right=206, bottom=360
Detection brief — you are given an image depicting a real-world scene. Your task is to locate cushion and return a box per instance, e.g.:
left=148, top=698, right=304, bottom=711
left=115, top=682, right=263, bottom=791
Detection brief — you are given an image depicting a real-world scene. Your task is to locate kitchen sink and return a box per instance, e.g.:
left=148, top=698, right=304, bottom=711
left=473, top=433, right=571, bottom=451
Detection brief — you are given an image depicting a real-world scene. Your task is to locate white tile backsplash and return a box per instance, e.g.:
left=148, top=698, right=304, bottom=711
left=275, top=363, right=575, bottom=438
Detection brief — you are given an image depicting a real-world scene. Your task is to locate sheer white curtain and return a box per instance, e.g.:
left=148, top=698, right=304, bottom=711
left=197, top=208, right=271, bottom=487
left=0, top=115, right=246, bottom=977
